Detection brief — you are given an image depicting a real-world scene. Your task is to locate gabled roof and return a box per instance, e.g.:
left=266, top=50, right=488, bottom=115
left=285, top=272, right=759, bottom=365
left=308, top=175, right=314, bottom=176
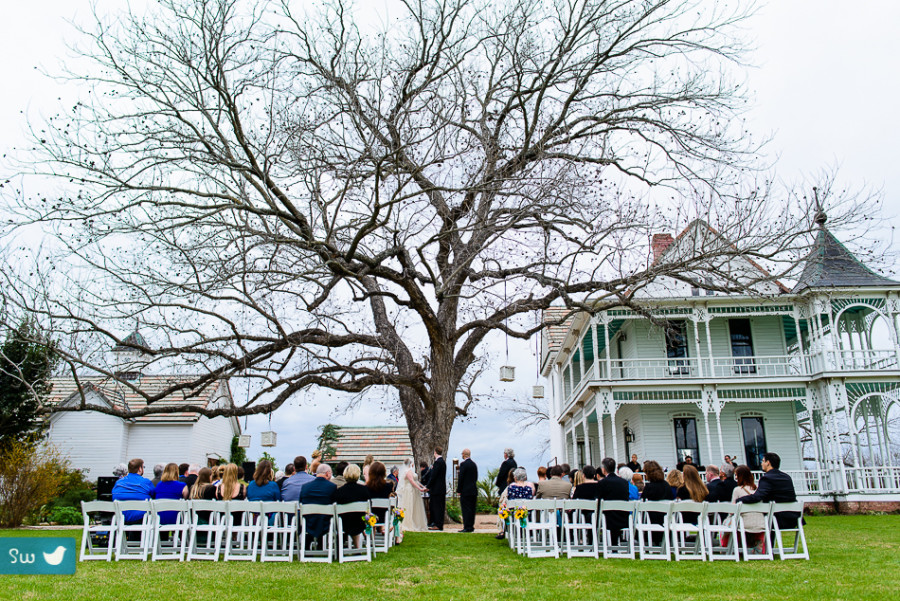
left=792, top=227, right=900, bottom=292
left=328, top=426, right=413, bottom=466
left=113, top=329, right=150, bottom=352
left=46, top=375, right=232, bottom=424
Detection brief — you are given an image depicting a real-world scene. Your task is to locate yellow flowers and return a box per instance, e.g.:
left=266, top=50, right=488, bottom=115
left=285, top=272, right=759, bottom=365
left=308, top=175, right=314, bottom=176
left=513, top=507, right=527, bottom=521
left=498, top=508, right=510, bottom=521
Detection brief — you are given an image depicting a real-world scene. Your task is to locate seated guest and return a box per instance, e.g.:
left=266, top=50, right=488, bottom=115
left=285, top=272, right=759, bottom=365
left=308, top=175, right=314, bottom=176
left=153, top=462, right=188, bottom=525
left=333, top=464, right=369, bottom=548
left=151, top=463, right=164, bottom=486
left=572, top=465, right=600, bottom=500
left=247, top=460, right=282, bottom=502
left=570, top=470, right=584, bottom=495
left=190, top=467, right=213, bottom=500
left=178, top=463, right=189, bottom=483
left=184, top=464, right=200, bottom=492
left=214, top=463, right=246, bottom=501
left=617, top=466, right=640, bottom=500
left=112, top=458, right=154, bottom=523
left=666, top=469, right=683, bottom=498
left=730, top=465, right=766, bottom=552
left=277, top=463, right=295, bottom=489
left=631, top=472, right=645, bottom=494
left=536, top=465, right=572, bottom=499
left=282, top=456, right=315, bottom=502
left=237, top=466, right=248, bottom=485
left=735, top=452, right=800, bottom=529
left=365, top=461, right=394, bottom=524
left=640, top=460, right=674, bottom=545
left=211, top=464, right=225, bottom=486
left=113, top=463, right=128, bottom=479
left=705, top=464, right=721, bottom=501
left=331, top=461, right=349, bottom=489
left=560, top=463, right=572, bottom=482
left=536, top=466, right=548, bottom=484
left=507, top=468, right=535, bottom=500
left=298, top=464, right=338, bottom=549
left=362, top=455, right=375, bottom=481
left=715, top=462, right=738, bottom=502
left=676, top=464, right=709, bottom=524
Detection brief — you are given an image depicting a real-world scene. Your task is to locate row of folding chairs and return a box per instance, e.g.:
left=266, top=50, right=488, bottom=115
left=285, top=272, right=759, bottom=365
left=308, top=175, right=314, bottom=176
left=81, top=497, right=398, bottom=563
left=504, top=499, right=808, bottom=561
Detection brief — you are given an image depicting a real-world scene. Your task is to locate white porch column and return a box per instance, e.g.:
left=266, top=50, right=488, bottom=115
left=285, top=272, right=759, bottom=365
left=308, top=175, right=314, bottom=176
left=704, top=315, right=715, bottom=377
left=827, top=382, right=850, bottom=493
left=609, top=404, right=620, bottom=463
left=591, top=322, right=600, bottom=379
left=603, top=314, right=612, bottom=380
left=549, top=364, right=566, bottom=462
left=805, top=401, right=825, bottom=493
left=583, top=414, right=593, bottom=467
left=692, top=315, right=704, bottom=377
left=596, top=396, right=607, bottom=459
left=715, top=401, right=726, bottom=462
left=793, top=309, right=807, bottom=372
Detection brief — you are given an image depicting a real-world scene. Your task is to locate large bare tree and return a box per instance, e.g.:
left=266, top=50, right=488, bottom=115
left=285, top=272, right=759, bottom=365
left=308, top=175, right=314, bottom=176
left=1, top=0, right=842, bottom=462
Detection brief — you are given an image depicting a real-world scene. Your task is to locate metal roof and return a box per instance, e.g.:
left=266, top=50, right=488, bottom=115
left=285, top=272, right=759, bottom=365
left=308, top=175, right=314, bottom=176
left=792, top=227, right=900, bottom=292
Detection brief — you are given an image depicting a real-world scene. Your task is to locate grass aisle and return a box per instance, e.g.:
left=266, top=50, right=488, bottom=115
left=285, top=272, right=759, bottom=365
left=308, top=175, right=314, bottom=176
left=1, top=514, right=898, bottom=601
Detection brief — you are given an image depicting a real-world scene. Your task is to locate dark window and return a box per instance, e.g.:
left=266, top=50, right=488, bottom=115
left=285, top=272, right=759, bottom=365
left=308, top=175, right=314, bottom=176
left=741, top=417, right=767, bottom=470
left=666, top=321, right=690, bottom=375
left=729, top=318, right=756, bottom=374
left=673, top=417, right=700, bottom=465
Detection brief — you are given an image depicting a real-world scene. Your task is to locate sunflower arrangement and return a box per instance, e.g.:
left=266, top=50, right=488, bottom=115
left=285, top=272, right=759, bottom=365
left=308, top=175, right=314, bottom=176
left=362, top=512, right=378, bottom=535
left=391, top=507, right=405, bottom=529
left=514, top=506, right=528, bottom=528
left=497, top=506, right=510, bottom=523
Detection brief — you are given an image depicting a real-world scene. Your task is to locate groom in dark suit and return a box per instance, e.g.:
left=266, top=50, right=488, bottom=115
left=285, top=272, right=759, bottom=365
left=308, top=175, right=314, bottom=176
left=426, top=447, right=447, bottom=531
left=457, top=448, right=478, bottom=533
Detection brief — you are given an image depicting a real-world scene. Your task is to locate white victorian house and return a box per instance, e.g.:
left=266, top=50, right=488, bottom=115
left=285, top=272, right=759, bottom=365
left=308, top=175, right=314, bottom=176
left=542, top=216, right=900, bottom=504
left=45, top=330, right=240, bottom=478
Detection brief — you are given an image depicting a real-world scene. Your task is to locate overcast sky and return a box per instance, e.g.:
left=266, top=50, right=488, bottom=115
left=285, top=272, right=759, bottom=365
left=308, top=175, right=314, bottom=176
left=1, top=1, right=899, bottom=474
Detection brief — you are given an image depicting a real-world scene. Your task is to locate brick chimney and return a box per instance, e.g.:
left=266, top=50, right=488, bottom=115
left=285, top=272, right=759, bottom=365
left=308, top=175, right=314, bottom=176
left=651, top=233, right=674, bottom=263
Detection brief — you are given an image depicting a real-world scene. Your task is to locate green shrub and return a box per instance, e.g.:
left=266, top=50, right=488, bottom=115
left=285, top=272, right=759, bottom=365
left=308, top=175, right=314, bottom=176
left=48, top=505, right=82, bottom=525
left=447, top=498, right=461, bottom=523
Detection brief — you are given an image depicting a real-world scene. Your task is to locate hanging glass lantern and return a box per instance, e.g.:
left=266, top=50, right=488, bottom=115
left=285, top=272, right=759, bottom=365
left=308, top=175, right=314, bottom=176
left=500, top=365, right=515, bottom=382
left=261, top=431, right=277, bottom=447
left=237, top=434, right=251, bottom=448
left=532, top=385, right=544, bottom=398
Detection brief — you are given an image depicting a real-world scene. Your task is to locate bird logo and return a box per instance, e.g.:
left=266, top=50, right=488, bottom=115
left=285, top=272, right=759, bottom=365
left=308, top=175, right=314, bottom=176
left=42, top=546, right=67, bottom=566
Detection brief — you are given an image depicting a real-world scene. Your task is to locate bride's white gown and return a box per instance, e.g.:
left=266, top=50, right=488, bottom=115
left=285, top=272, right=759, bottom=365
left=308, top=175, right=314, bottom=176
left=398, top=471, right=428, bottom=533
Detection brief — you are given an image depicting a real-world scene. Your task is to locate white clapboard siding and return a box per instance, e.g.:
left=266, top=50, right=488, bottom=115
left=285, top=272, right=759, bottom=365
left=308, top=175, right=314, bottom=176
left=47, top=410, right=127, bottom=478
left=126, top=423, right=193, bottom=470
left=188, top=413, right=238, bottom=466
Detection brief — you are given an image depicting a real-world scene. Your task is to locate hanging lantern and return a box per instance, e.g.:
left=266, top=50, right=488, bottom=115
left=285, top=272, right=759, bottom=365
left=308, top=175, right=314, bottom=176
left=500, top=365, right=515, bottom=382
left=237, top=434, right=251, bottom=448
left=261, top=431, right=277, bottom=447
left=532, top=385, right=544, bottom=398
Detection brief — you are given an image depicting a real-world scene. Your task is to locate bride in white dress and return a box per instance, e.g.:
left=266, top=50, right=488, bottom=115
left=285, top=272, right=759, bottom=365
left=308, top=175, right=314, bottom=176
left=397, top=457, right=428, bottom=541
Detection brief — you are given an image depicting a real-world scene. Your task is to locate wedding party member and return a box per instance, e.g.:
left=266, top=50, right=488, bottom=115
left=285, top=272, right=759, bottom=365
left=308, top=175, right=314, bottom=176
left=457, top=449, right=478, bottom=533
left=626, top=454, right=641, bottom=473
left=495, top=448, right=517, bottom=495
left=426, top=447, right=447, bottom=531
left=362, top=455, right=375, bottom=481
left=397, top=457, right=428, bottom=542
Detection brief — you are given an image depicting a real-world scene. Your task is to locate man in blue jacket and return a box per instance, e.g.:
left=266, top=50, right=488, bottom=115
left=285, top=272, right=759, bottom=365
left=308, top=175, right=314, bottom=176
left=111, top=458, right=154, bottom=523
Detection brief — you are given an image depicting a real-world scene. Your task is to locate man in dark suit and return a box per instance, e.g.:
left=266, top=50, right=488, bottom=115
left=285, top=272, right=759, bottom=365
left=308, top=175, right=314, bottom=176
left=715, top=462, right=738, bottom=502
left=425, top=447, right=447, bottom=530
left=596, top=457, right=630, bottom=545
left=457, top=448, right=478, bottom=533
left=298, top=463, right=338, bottom=549
left=495, top=448, right=517, bottom=495
left=705, top=464, right=722, bottom=501
left=736, top=452, right=800, bottom=528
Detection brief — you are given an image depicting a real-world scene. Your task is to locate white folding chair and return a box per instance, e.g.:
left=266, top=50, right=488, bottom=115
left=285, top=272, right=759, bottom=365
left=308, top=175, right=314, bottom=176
left=370, top=497, right=396, bottom=555
left=298, top=503, right=335, bottom=563
left=600, top=500, right=636, bottom=559
left=771, top=501, right=809, bottom=560
left=186, top=500, right=228, bottom=561
left=704, top=502, right=741, bottom=561
left=634, top=501, right=672, bottom=560
left=670, top=501, right=707, bottom=561
left=224, top=500, right=263, bottom=561
left=260, top=501, right=298, bottom=562
left=150, top=499, right=190, bottom=561
left=737, top=502, right=773, bottom=560
left=335, top=502, right=373, bottom=563
left=561, top=500, right=599, bottom=558
left=80, top=500, right=117, bottom=561
left=113, top=500, right=153, bottom=561
left=520, top=500, right=560, bottom=558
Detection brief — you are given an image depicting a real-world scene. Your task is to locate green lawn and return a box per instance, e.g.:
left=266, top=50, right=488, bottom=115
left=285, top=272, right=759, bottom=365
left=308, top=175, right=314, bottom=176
left=1, top=514, right=898, bottom=601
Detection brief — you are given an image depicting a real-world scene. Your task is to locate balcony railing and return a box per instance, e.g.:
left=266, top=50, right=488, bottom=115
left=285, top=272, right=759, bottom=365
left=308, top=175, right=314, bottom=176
left=594, top=355, right=805, bottom=380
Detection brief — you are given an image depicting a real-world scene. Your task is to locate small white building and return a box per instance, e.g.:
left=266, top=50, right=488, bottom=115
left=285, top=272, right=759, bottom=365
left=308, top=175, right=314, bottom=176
left=45, top=330, right=239, bottom=478
left=542, top=217, right=900, bottom=503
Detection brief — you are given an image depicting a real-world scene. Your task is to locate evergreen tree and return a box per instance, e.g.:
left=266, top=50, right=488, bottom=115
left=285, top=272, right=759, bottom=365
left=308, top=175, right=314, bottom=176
left=0, top=319, right=57, bottom=447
